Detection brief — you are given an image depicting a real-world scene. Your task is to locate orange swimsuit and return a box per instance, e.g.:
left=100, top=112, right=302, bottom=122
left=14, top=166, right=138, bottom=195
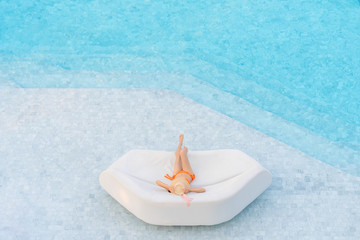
left=164, top=170, right=195, bottom=184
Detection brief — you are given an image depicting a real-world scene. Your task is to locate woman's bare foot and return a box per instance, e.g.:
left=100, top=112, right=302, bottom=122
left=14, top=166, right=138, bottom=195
left=179, top=134, right=184, bottom=144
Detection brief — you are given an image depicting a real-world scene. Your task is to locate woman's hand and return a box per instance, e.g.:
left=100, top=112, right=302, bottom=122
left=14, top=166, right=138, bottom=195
left=156, top=180, right=172, bottom=193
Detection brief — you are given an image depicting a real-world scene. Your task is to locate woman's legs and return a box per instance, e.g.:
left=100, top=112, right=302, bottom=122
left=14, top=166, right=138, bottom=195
left=173, top=134, right=184, bottom=175
left=180, top=146, right=194, bottom=175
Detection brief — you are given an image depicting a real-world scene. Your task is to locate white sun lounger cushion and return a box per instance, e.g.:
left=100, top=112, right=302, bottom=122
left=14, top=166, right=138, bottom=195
left=99, top=149, right=272, bottom=226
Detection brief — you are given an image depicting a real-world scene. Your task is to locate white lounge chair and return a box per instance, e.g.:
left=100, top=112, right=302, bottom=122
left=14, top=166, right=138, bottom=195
left=99, top=149, right=272, bottom=226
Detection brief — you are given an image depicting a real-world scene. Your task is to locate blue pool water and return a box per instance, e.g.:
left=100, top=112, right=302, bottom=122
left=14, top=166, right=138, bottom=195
left=1, top=0, right=360, bottom=175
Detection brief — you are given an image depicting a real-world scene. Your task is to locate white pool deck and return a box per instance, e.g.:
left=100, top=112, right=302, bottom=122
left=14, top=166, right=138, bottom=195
left=0, top=88, right=359, bottom=239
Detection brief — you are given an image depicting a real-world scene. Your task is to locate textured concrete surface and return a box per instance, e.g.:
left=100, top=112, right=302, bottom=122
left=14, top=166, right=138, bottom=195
left=1, top=89, right=359, bottom=240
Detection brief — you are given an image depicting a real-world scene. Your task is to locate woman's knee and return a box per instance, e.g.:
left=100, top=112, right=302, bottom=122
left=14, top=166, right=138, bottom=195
left=180, top=147, right=188, bottom=156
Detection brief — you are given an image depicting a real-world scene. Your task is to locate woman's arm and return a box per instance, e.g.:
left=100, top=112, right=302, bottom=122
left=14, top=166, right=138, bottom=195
left=156, top=180, right=172, bottom=192
left=189, top=187, right=206, bottom=193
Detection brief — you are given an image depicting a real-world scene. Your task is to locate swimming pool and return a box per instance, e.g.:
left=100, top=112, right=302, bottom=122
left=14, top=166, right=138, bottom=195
left=1, top=0, right=360, bottom=175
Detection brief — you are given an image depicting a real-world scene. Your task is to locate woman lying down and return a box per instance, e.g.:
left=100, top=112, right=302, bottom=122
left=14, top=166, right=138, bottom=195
left=156, top=134, right=206, bottom=206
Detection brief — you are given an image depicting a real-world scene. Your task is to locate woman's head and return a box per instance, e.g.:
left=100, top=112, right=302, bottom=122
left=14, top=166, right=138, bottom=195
left=174, top=182, right=186, bottom=195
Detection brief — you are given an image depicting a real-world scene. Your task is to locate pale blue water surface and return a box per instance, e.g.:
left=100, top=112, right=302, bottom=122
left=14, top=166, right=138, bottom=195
left=1, top=0, right=359, bottom=175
